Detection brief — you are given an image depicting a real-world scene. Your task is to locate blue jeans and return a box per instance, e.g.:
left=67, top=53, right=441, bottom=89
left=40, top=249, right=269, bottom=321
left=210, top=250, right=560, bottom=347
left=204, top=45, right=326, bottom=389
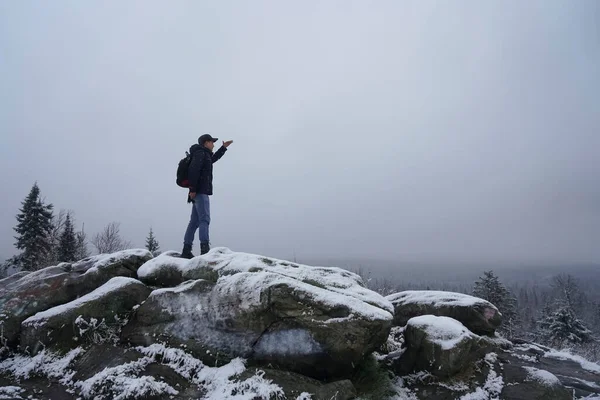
left=183, top=194, right=210, bottom=245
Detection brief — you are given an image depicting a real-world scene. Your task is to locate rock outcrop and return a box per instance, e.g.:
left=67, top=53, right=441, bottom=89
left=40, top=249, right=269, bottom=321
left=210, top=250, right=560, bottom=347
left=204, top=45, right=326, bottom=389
left=0, top=248, right=597, bottom=400
left=21, top=277, right=151, bottom=355
left=125, top=248, right=394, bottom=379
left=0, top=249, right=152, bottom=347
left=386, top=290, right=502, bottom=335
left=394, top=315, right=483, bottom=378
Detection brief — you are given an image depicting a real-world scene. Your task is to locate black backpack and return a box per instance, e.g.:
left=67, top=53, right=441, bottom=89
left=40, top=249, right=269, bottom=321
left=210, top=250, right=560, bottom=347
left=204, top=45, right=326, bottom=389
left=176, top=151, right=193, bottom=188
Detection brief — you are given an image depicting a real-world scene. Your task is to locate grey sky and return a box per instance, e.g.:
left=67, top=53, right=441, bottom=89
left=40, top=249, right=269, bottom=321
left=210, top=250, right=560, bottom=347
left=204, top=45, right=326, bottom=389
left=1, top=1, right=599, bottom=265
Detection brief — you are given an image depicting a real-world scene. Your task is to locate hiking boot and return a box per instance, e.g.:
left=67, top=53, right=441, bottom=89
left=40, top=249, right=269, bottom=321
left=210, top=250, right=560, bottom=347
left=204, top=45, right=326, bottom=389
left=200, top=242, right=210, bottom=255
left=181, top=244, right=194, bottom=259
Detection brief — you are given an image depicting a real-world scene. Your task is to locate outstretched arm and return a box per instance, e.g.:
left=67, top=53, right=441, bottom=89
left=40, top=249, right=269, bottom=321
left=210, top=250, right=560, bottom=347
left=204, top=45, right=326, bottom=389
left=212, top=140, right=233, bottom=163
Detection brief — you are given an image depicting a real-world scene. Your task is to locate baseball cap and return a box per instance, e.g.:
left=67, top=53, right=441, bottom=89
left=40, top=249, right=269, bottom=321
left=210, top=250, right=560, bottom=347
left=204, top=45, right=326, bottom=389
left=198, top=134, right=219, bottom=144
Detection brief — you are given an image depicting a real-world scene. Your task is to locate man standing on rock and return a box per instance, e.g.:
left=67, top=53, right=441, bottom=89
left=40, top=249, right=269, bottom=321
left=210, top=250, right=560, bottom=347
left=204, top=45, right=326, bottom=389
left=181, top=134, right=233, bottom=258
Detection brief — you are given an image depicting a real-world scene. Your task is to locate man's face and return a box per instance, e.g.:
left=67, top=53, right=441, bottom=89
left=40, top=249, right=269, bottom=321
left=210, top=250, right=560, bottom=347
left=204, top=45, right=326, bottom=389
left=204, top=140, right=215, bottom=151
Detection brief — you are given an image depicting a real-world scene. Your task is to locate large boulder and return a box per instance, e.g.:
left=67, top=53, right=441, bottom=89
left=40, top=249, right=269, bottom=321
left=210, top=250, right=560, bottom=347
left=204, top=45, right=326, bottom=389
left=394, top=315, right=482, bottom=378
left=123, top=247, right=394, bottom=379
left=386, top=290, right=502, bottom=335
left=0, top=249, right=152, bottom=347
left=20, top=277, right=151, bottom=355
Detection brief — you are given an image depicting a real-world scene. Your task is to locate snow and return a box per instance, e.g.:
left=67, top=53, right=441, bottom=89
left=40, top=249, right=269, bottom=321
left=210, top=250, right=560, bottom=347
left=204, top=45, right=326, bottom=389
left=513, top=353, right=538, bottom=363
left=0, top=386, right=24, bottom=399
left=523, top=366, right=561, bottom=386
left=387, top=290, right=497, bottom=310
left=544, top=349, right=600, bottom=374
left=144, top=247, right=393, bottom=322
left=137, top=251, right=189, bottom=280
left=83, top=249, right=152, bottom=274
left=407, top=315, right=476, bottom=350
left=436, top=381, right=470, bottom=391
left=216, top=269, right=392, bottom=322
left=388, top=376, right=419, bottom=400
left=150, top=279, right=199, bottom=296
left=559, top=376, right=600, bottom=390
left=137, top=343, right=285, bottom=400
left=458, top=352, right=503, bottom=400
left=22, top=277, right=142, bottom=326
left=74, top=357, right=178, bottom=400
left=200, top=248, right=392, bottom=313
left=0, top=347, right=82, bottom=385
left=0, top=343, right=286, bottom=400
left=459, top=388, right=488, bottom=400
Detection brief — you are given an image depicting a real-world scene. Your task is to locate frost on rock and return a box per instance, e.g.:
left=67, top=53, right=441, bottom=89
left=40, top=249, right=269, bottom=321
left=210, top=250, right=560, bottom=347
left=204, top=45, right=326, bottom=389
left=523, top=366, right=561, bottom=387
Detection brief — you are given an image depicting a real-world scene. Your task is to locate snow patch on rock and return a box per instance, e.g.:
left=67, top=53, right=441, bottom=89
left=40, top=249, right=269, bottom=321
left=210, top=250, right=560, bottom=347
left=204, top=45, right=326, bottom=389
left=544, top=349, right=600, bottom=374
left=458, top=352, right=503, bottom=400
left=407, top=315, right=476, bottom=350
left=523, top=366, right=561, bottom=387
left=387, top=290, right=497, bottom=309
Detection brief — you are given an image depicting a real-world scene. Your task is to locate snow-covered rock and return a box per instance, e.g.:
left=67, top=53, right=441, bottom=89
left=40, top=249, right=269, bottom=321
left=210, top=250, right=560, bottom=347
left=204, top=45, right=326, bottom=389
left=0, top=271, right=30, bottom=290
left=0, top=249, right=152, bottom=347
left=393, top=315, right=482, bottom=378
left=123, top=247, right=394, bottom=379
left=20, top=277, right=151, bottom=355
left=386, top=290, right=502, bottom=335
left=137, top=251, right=188, bottom=287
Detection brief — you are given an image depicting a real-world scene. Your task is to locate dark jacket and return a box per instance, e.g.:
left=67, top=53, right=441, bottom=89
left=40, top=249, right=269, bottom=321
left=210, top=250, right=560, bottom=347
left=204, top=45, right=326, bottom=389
left=187, top=144, right=227, bottom=197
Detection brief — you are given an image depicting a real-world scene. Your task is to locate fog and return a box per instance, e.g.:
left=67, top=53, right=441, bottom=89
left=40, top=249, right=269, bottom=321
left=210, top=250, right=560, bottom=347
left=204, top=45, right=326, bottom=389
left=1, top=1, right=598, bottom=265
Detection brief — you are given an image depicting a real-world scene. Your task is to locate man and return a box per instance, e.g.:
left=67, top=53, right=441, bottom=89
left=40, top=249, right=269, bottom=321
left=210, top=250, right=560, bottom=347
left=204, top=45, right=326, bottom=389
left=181, top=134, right=233, bottom=258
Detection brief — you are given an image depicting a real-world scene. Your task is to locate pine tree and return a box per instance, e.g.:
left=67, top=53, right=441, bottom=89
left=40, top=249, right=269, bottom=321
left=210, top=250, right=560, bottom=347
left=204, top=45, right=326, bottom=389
left=57, top=213, right=77, bottom=262
left=145, top=227, right=160, bottom=253
left=473, top=270, right=520, bottom=337
left=538, top=305, right=593, bottom=347
left=13, top=183, right=54, bottom=271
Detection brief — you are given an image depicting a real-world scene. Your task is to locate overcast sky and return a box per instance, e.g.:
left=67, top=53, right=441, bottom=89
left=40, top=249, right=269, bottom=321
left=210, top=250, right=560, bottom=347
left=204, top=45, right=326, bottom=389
left=1, top=1, right=598, bottom=265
